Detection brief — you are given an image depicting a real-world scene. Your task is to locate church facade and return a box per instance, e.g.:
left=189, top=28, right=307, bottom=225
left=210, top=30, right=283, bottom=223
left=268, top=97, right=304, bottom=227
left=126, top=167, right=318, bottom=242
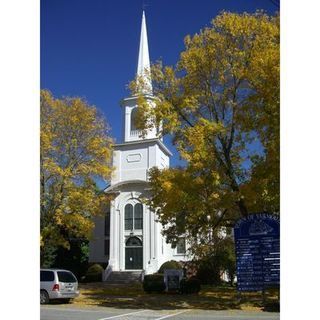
left=89, top=12, right=188, bottom=275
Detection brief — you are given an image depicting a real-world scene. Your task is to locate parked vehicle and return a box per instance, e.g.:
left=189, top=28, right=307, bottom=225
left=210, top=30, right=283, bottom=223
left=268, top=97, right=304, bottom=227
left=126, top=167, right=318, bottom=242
left=40, top=269, right=79, bottom=304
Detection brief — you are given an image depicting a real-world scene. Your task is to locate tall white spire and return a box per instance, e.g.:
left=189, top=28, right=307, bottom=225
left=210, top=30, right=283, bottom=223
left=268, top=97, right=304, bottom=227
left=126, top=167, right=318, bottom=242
left=137, top=11, right=152, bottom=94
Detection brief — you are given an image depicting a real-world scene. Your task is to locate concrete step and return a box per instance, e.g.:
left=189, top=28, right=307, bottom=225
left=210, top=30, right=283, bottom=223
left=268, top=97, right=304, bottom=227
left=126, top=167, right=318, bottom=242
left=105, top=271, right=142, bottom=284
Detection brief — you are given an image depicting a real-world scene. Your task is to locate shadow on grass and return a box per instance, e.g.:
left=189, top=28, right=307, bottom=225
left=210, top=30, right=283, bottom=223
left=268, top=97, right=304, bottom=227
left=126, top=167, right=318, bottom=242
left=49, top=300, right=74, bottom=305
left=263, top=302, right=280, bottom=312
left=73, top=283, right=279, bottom=312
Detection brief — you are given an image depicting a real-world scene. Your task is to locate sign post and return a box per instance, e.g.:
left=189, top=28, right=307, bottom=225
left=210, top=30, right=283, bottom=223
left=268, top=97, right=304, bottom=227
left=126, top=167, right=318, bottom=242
left=164, top=269, right=184, bottom=292
left=233, top=213, right=280, bottom=294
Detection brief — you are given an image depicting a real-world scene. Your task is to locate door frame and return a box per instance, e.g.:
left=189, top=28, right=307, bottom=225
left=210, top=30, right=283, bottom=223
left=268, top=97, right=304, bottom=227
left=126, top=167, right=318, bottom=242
left=125, top=236, right=143, bottom=270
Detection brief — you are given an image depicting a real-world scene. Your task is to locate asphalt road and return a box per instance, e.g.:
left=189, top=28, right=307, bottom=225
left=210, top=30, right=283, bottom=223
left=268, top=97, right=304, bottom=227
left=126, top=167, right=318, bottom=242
left=41, top=305, right=280, bottom=320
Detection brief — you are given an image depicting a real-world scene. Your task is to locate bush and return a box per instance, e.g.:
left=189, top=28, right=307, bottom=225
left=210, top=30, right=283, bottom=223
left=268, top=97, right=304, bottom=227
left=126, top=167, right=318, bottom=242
left=85, top=263, right=104, bottom=282
left=158, top=260, right=182, bottom=274
left=196, top=260, right=222, bottom=285
left=143, top=273, right=165, bottom=293
left=179, top=277, right=201, bottom=294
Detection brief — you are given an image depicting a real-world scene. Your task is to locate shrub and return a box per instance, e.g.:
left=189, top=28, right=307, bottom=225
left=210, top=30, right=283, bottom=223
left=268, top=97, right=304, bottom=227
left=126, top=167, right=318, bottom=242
left=158, top=260, right=182, bottom=274
left=179, top=277, right=201, bottom=294
left=85, top=263, right=104, bottom=282
left=182, top=261, right=198, bottom=278
left=196, top=260, right=222, bottom=285
left=143, top=273, right=165, bottom=293
left=196, top=239, right=237, bottom=286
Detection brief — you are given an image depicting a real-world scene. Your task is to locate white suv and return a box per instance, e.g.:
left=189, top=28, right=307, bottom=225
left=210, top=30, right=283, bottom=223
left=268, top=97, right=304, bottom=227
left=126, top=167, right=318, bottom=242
left=40, top=269, right=79, bottom=304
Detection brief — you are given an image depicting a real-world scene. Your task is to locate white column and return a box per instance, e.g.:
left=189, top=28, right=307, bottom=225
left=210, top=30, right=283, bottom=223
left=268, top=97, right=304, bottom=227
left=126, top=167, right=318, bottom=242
left=149, top=208, right=152, bottom=262
left=119, top=204, right=124, bottom=271
left=143, top=204, right=149, bottom=271
left=109, top=199, right=118, bottom=270
left=114, top=199, right=120, bottom=270
left=154, top=211, right=158, bottom=260
left=150, top=210, right=155, bottom=260
left=109, top=200, right=114, bottom=261
left=124, top=106, right=131, bottom=142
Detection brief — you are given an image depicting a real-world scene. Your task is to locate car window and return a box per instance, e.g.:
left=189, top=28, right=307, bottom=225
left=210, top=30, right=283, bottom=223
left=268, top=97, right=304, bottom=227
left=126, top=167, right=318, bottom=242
left=57, top=271, right=77, bottom=283
left=40, top=271, right=54, bottom=282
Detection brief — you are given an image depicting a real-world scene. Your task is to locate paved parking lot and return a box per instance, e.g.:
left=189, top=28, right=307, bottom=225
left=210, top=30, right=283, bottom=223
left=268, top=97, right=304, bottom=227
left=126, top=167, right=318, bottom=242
left=41, top=305, right=280, bottom=320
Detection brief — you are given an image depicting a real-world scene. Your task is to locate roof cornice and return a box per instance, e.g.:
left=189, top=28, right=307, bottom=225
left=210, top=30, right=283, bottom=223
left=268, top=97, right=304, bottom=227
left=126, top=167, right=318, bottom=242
left=104, top=179, right=149, bottom=193
left=113, top=138, right=173, bottom=156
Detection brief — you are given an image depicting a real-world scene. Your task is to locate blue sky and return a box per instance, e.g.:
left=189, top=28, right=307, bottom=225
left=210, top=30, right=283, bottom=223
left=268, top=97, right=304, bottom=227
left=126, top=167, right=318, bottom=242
left=41, top=0, right=278, bottom=176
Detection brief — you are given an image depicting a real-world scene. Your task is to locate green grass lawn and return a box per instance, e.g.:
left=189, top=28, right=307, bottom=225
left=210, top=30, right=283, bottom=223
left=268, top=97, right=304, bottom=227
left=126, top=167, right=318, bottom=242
left=72, top=282, right=279, bottom=312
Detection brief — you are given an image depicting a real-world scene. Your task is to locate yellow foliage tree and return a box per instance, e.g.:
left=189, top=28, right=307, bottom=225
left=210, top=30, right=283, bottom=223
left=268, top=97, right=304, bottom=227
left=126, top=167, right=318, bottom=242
left=131, top=11, right=279, bottom=255
left=40, top=90, right=113, bottom=263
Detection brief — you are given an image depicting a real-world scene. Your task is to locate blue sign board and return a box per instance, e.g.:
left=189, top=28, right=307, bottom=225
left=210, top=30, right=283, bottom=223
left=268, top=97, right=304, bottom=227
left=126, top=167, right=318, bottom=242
left=234, top=213, right=280, bottom=292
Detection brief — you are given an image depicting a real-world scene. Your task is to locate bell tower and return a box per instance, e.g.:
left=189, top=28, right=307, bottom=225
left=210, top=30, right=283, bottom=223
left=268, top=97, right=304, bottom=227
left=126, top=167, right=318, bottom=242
left=89, top=10, right=188, bottom=275
left=121, top=11, right=157, bottom=143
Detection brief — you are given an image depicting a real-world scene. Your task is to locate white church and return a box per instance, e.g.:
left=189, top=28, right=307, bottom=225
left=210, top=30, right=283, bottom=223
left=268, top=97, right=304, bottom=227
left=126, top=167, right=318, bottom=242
left=89, top=12, right=188, bottom=277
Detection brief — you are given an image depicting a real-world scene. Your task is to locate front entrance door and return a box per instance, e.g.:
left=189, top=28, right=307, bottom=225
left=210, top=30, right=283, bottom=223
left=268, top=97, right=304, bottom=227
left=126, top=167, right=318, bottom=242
left=125, top=237, right=143, bottom=270
left=125, top=247, right=143, bottom=269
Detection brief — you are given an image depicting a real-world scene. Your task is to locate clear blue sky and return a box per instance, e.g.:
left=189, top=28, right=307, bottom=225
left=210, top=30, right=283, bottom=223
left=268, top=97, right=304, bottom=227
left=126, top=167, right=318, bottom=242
left=41, top=0, right=278, bottom=174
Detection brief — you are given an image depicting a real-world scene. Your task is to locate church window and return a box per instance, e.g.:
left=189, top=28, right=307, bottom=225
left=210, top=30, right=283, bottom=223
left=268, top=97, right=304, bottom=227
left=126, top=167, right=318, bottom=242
left=104, top=239, right=110, bottom=257
left=134, top=203, right=143, bottom=230
left=104, top=210, right=110, bottom=236
left=176, top=238, right=186, bottom=254
left=126, top=236, right=142, bottom=247
left=125, top=204, right=133, bottom=230
left=130, top=107, right=139, bottom=132
left=176, top=212, right=186, bottom=233
left=124, top=202, right=143, bottom=231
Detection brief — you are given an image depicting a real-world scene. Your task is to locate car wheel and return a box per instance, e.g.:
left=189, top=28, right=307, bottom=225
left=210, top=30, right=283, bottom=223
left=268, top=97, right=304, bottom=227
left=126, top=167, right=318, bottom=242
left=40, top=290, right=49, bottom=304
left=63, top=299, right=71, bottom=304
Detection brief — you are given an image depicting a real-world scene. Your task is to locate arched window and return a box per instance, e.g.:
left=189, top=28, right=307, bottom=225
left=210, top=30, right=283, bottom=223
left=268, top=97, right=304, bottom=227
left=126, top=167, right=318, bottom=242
left=131, top=108, right=139, bottom=132
left=134, top=203, right=143, bottom=229
left=124, top=202, right=143, bottom=231
left=126, top=236, right=142, bottom=247
left=125, top=204, right=133, bottom=230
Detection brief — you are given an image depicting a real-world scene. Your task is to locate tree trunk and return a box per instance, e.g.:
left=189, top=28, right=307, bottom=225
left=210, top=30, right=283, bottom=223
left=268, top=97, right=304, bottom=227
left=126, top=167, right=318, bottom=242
left=237, top=198, right=248, bottom=217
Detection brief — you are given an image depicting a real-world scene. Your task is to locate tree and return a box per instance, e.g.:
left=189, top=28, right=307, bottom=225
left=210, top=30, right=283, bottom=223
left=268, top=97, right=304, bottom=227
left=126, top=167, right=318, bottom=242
left=196, top=236, right=236, bottom=285
left=130, top=12, right=279, bottom=255
left=52, top=240, right=90, bottom=280
left=40, top=90, right=113, bottom=265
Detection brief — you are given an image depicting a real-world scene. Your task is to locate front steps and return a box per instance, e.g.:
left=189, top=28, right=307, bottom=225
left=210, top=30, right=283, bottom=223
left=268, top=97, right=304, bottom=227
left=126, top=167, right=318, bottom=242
left=104, top=271, right=142, bottom=284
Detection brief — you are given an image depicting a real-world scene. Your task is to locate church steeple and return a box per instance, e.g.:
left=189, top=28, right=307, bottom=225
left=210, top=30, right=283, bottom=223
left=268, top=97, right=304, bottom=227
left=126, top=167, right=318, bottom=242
left=121, top=10, right=158, bottom=143
left=136, top=11, right=152, bottom=94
